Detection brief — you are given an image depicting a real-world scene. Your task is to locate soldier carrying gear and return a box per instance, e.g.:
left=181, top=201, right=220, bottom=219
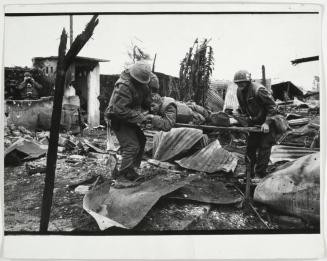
left=233, top=69, right=277, bottom=178
left=105, top=61, right=153, bottom=182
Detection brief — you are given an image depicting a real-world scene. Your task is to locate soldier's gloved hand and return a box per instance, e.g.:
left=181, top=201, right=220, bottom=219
left=261, top=122, right=270, bottom=133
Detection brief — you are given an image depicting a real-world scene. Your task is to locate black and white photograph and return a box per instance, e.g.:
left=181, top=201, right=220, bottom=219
left=1, top=1, right=325, bottom=259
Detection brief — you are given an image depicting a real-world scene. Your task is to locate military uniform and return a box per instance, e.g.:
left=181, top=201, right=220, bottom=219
left=237, top=81, right=277, bottom=177
left=17, top=79, right=42, bottom=100
left=151, top=97, right=177, bottom=131
left=105, top=69, right=151, bottom=177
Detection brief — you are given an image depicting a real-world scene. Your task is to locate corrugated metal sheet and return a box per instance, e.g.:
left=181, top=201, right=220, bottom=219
left=254, top=152, right=319, bottom=223
left=83, top=174, right=197, bottom=230
left=206, top=88, right=224, bottom=112
left=288, top=118, right=310, bottom=126
left=153, top=127, right=205, bottom=161
left=5, top=138, right=47, bottom=160
left=223, top=83, right=239, bottom=111
left=176, top=140, right=238, bottom=173
left=270, top=145, right=318, bottom=164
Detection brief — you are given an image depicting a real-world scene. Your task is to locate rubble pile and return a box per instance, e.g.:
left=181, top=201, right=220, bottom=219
left=3, top=82, right=320, bottom=233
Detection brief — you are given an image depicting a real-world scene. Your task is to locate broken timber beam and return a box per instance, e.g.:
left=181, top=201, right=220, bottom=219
left=291, top=56, right=319, bottom=65
left=174, top=123, right=263, bottom=133
left=40, top=15, right=99, bottom=233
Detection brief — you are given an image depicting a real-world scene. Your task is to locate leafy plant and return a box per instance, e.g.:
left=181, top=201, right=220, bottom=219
left=179, top=38, right=214, bottom=106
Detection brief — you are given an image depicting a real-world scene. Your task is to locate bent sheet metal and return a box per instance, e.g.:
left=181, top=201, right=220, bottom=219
left=152, top=127, right=205, bottom=161
left=83, top=173, right=198, bottom=230
left=175, top=140, right=238, bottom=173
left=254, top=152, right=320, bottom=223
left=270, top=145, right=319, bottom=164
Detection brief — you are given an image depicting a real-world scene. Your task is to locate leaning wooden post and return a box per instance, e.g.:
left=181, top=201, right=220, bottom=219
left=40, top=15, right=99, bottom=233
left=40, top=29, right=68, bottom=233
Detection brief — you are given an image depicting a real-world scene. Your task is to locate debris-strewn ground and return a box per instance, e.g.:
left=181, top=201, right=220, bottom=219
left=4, top=127, right=317, bottom=233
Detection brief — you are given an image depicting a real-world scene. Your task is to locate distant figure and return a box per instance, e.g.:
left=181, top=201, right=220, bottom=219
left=16, top=72, right=43, bottom=100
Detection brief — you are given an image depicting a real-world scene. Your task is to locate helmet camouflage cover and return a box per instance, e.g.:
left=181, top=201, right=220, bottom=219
left=234, top=70, right=251, bottom=83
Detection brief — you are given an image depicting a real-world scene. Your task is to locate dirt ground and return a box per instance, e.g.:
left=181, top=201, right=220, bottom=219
left=4, top=128, right=316, bottom=234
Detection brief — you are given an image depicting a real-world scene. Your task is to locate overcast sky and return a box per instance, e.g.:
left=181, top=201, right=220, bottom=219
left=4, top=13, right=320, bottom=90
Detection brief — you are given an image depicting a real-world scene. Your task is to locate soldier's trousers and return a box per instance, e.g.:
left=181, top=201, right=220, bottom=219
left=112, top=121, right=146, bottom=172
left=246, top=131, right=275, bottom=177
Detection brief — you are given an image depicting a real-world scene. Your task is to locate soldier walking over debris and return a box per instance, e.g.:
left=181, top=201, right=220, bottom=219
left=233, top=70, right=277, bottom=179
left=105, top=61, right=153, bottom=182
left=16, top=72, right=43, bottom=100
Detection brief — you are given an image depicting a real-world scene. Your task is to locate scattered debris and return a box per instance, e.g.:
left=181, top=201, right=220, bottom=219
left=147, top=159, right=178, bottom=170
left=176, top=140, right=238, bottom=173
left=5, top=138, right=47, bottom=165
left=66, top=155, right=86, bottom=163
left=254, top=153, right=320, bottom=223
left=75, top=185, right=91, bottom=195
left=25, top=161, right=47, bottom=175
left=270, top=215, right=306, bottom=229
left=167, top=178, right=242, bottom=205
left=83, top=138, right=106, bottom=154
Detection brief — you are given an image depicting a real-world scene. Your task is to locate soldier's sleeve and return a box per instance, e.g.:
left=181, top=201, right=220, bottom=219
left=112, top=84, right=146, bottom=124
left=33, top=81, right=43, bottom=89
left=151, top=103, right=177, bottom=131
left=257, top=87, right=277, bottom=124
left=17, top=81, right=25, bottom=90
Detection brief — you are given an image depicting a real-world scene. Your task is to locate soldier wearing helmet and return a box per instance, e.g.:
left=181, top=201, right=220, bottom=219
left=234, top=70, right=277, bottom=179
left=105, top=61, right=153, bottom=182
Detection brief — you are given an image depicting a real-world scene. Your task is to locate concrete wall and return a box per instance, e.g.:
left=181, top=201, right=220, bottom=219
left=6, top=97, right=54, bottom=130
left=87, top=64, right=100, bottom=127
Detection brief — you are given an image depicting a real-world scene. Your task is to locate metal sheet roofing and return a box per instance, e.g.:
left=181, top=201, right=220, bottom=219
left=152, top=127, right=205, bottom=162
left=254, top=152, right=319, bottom=223
left=176, top=140, right=238, bottom=173
left=5, top=138, right=47, bottom=160
left=83, top=174, right=197, bottom=230
left=270, top=145, right=319, bottom=164
left=33, top=56, right=109, bottom=63
left=206, top=88, right=224, bottom=112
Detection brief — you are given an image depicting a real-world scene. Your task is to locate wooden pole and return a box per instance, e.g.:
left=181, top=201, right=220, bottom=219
left=40, top=29, right=68, bottom=233
left=70, top=15, right=73, bottom=47
left=262, top=65, right=266, bottom=87
left=174, top=122, right=263, bottom=133
left=40, top=15, right=99, bottom=233
left=152, top=53, right=157, bottom=72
